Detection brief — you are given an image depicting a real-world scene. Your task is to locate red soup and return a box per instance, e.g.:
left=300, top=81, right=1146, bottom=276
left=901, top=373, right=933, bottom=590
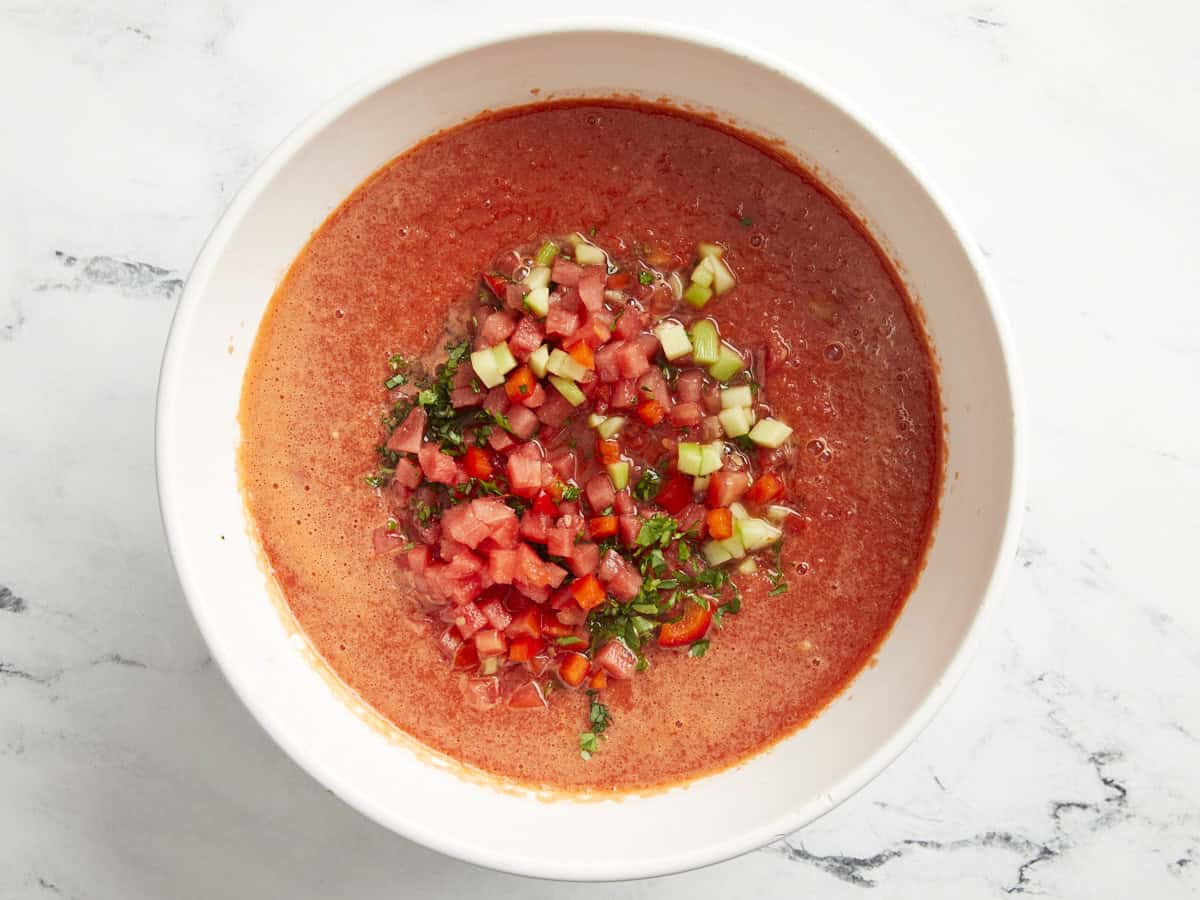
left=239, top=100, right=942, bottom=791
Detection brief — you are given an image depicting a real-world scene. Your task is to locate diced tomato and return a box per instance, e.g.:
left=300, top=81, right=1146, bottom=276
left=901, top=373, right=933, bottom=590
left=747, top=472, right=785, bottom=505
left=578, top=265, right=606, bottom=311
left=705, top=507, right=734, bottom=540
left=569, top=541, right=600, bottom=577
left=567, top=341, right=595, bottom=370
left=453, top=601, right=489, bottom=639
left=479, top=597, right=513, bottom=630
left=452, top=641, right=479, bottom=671
left=418, top=443, right=458, bottom=485
left=385, top=407, right=426, bottom=454
left=504, top=365, right=537, bottom=404
left=706, top=470, right=750, bottom=508
left=658, top=599, right=714, bottom=648
left=479, top=309, right=517, bottom=346
left=507, top=635, right=546, bottom=663
left=505, top=607, right=542, bottom=638
left=588, top=515, right=618, bottom=540
left=637, top=398, right=666, bottom=426
left=618, top=515, right=641, bottom=548
left=596, top=438, right=621, bottom=465
left=551, top=257, right=583, bottom=286
left=506, top=442, right=544, bottom=498
left=595, top=639, right=638, bottom=680
left=462, top=446, right=494, bottom=479
left=539, top=607, right=575, bottom=637
left=508, top=679, right=548, bottom=709
left=481, top=272, right=508, bottom=301
left=569, top=573, right=607, bottom=611
left=655, top=473, right=694, bottom=514
left=558, top=651, right=590, bottom=687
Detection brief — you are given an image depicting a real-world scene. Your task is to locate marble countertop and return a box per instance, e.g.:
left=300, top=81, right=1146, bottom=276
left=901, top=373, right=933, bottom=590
left=2, top=1, right=1197, bottom=897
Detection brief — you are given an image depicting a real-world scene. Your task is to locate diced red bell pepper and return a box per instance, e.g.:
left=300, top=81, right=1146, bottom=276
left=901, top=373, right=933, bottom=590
left=705, top=507, right=734, bottom=540
left=606, top=271, right=632, bottom=290
left=558, top=651, right=590, bottom=687
left=636, top=398, right=666, bottom=426
left=658, top=599, right=714, bottom=647
left=539, top=608, right=576, bottom=637
left=655, top=473, right=694, bottom=514
left=507, top=634, right=546, bottom=663
left=747, top=472, right=785, bottom=505
left=505, top=607, right=542, bottom=638
left=567, top=341, right=595, bottom=371
left=505, top=365, right=537, bottom=404
left=532, top=492, right=559, bottom=516
left=596, top=438, right=622, bottom=465
left=588, top=515, right=618, bottom=541
left=588, top=670, right=608, bottom=690
left=569, top=573, right=607, bottom=612
left=462, top=445, right=494, bottom=479
left=481, top=272, right=508, bottom=301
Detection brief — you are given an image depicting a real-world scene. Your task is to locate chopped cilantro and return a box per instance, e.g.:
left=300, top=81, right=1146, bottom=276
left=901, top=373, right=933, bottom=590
left=579, top=731, right=598, bottom=760
left=560, top=484, right=582, bottom=502
left=588, top=691, right=611, bottom=734
left=555, top=636, right=585, bottom=647
left=632, top=468, right=662, bottom=502
left=689, top=639, right=710, bottom=658
left=638, top=271, right=654, bottom=286
left=384, top=372, right=407, bottom=389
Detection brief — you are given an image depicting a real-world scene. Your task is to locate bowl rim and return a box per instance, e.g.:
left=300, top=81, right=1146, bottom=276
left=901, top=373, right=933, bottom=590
left=156, top=19, right=1026, bottom=881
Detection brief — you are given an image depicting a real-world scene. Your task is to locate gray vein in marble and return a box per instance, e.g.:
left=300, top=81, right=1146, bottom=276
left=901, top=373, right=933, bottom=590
left=0, top=584, right=28, bottom=614
left=969, top=15, right=1005, bottom=28
left=1, top=298, right=26, bottom=341
left=35, top=251, right=184, bottom=300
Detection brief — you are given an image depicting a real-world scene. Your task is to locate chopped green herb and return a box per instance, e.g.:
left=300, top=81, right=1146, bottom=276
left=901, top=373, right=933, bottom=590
left=388, top=354, right=409, bottom=372
left=740, top=216, right=753, bottom=227
left=385, top=518, right=398, bottom=532
left=560, top=484, right=582, bottom=502
left=635, top=514, right=678, bottom=549
left=579, top=731, right=598, bottom=760
left=632, top=468, right=662, bottom=502
left=384, top=372, right=407, bottom=390
left=689, top=639, right=710, bottom=657
left=638, top=270, right=655, bottom=286
left=555, top=636, right=586, bottom=647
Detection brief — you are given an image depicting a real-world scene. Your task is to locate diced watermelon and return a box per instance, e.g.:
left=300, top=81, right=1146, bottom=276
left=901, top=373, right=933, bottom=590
left=556, top=602, right=588, bottom=626
left=439, top=536, right=471, bottom=560
left=669, top=401, right=702, bottom=427
left=437, top=627, right=461, bottom=659
left=488, top=428, right=516, bottom=451
left=595, top=638, right=638, bottom=680
left=614, top=306, right=647, bottom=339
left=418, top=443, right=458, bottom=484
left=444, top=549, right=484, bottom=579
left=618, top=515, right=642, bottom=548
left=506, top=607, right=542, bottom=638
left=483, top=386, right=510, bottom=416
left=596, top=549, right=642, bottom=600
left=506, top=404, right=540, bottom=439
left=508, top=315, right=545, bottom=361
left=479, top=596, right=513, bottom=630
left=519, top=510, right=550, bottom=543
left=616, top=341, right=651, bottom=379
left=676, top=369, right=705, bottom=403
left=699, top=415, right=724, bottom=441
left=613, top=489, right=634, bottom=515
left=534, top=392, right=573, bottom=427
left=585, top=473, right=616, bottom=513
left=474, top=629, right=507, bottom=657
left=706, top=470, right=751, bottom=508
left=578, top=265, right=606, bottom=311
left=479, top=310, right=517, bottom=346
left=549, top=450, right=577, bottom=481
left=515, top=543, right=549, bottom=586
left=508, top=680, right=547, bottom=709
left=594, top=342, right=622, bottom=383
left=372, top=527, right=407, bottom=556
left=546, top=526, right=576, bottom=559
left=677, top=503, right=706, bottom=538
left=523, top=382, right=547, bottom=408
left=506, top=442, right=544, bottom=498
left=637, top=368, right=672, bottom=410
left=386, top=407, right=426, bottom=454
left=610, top=378, right=637, bottom=408
left=504, top=282, right=526, bottom=310
left=465, top=676, right=501, bottom=708
left=634, top=333, right=659, bottom=358
left=569, top=541, right=600, bottom=576
left=514, top=580, right=552, bottom=604
left=441, top=503, right=490, bottom=549
left=453, top=601, right=489, bottom=638
left=487, top=548, right=517, bottom=584
left=543, top=562, right=568, bottom=589
left=545, top=304, right=579, bottom=338
left=451, top=386, right=483, bottom=408
left=702, top=383, right=723, bottom=414
left=393, top=457, right=422, bottom=489
left=400, top=544, right=432, bottom=573
left=551, top=257, right=583, bottom=286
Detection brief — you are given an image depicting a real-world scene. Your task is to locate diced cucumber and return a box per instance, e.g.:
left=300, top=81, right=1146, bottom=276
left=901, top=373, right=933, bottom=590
left=708, top=344, right=744, bottom=382
left=654, top=319, right=692, bottom=361
left=698, top=441, right=725, bottom=476
left=523, top=285, right=549, bottom=317
left=547, top=348, right=590, bottom=382
left=528, top=344, right=550, bottom=378
left=720, top=385, right=754, bottom=409
left=480, top=656, right=499, bottom=676
left=736, top=516, right=782, bottom=551
left=690, top=258, right=715, bottom=288
left=689, top=320, right=720, bottom=365
left=524, top=265, right=551, bottom=290
left=548, top=375, right=586, bottom=407
left=534, top=241, right=559, bottom=267
left=683, top=282, right=713, bottom=308
left=693, top=474, right=711, bottom=494
left=719, top=406, right=753, bottom=438
left=709, top=256, right=736, bottom=295
left=587, top=413, right=607, bottom=428
left=748, top=417, right=794, bottom=448
left=697, top=241, right=724, bottom=259
left=573, top=241, right=606, bottom=266
left=736, top=557, right=758, bottom=575
left=677, top=442, right=703, bottom=476
left=596, top=416, right=626, bottom=439
left=764, top=504, right=791, bottom=523
left=702, top=540, right=733, bottom=567
left=606, top=461, right=630, bottom=491
left=491, top=343, right=518, bottom=376
left=717, top=532, right=746, bottom=559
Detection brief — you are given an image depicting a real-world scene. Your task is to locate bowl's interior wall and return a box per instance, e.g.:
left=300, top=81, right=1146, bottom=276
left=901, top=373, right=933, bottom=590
left=158, top=30, right=1018, bottom=879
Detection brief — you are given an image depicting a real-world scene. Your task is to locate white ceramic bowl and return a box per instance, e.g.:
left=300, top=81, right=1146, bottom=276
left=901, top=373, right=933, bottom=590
left=156, top=25, right=1023, bottom=881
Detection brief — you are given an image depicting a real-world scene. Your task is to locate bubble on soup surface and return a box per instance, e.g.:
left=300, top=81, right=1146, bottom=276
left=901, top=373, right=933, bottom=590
left=824, top=342, right=844, bottom=362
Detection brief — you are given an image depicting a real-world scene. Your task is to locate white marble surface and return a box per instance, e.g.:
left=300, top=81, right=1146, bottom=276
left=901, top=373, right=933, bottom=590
left=2, top=1, right=1198, bottom=896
